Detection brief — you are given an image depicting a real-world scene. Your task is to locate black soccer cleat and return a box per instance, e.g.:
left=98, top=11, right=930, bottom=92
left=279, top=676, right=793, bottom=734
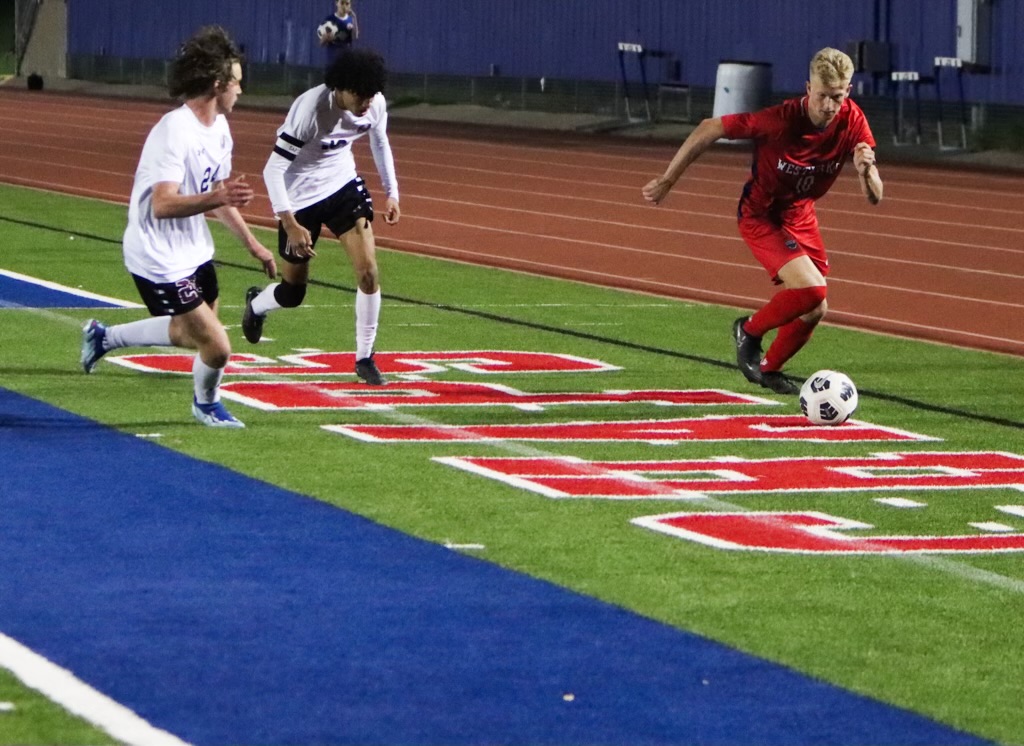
left=241, top=286, right=265, bottom=344
left=355, top=353, right=387, bottom=386
left=732, top=316, right=763, bottom=384
left=760, top=371, right=800, bottom=395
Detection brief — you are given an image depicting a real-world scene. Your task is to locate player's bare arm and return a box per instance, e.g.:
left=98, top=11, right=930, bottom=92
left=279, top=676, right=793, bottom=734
left=151, top=175, right=254, bottom=219
left=278, top=211, right=316, bottom=258
left=853, top=142, right=883, bottom=205
left=642, top=117, right=727, bottom=205
left=383, top=197, right=400, bottom=225
left=211, top=201, right=278, bottom=279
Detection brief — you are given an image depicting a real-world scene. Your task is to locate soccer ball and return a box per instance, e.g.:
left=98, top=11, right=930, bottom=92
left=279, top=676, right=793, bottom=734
left=799, top=370, right=858, bottom=425
left=317, top=20, right=339, bottom=41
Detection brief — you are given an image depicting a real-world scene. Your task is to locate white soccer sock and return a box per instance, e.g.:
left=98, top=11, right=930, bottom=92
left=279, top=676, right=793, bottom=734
left=354, top=288, right=381, bottom=360
left=192, top=354, right=225, bottom=404
left=251, top=283, right=283, bottom=316
left=103, top=316, right=172, bottom=351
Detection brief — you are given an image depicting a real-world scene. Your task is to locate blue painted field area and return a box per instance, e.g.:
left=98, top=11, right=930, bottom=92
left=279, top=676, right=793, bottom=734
left=0, top=270, right=139, bottom=309
left=0, top=388, right=990, bottom=746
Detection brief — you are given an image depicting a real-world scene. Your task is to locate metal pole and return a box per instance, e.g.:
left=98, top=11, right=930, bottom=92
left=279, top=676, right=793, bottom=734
left=638, top=51, right=652, bottom=121
left=617, top=49, right=632, bottom=120
left=13, top=0, right=43, bottom=76
left=14, top=0, right=21, bottom=75
left=957, top=67, right=968, bottom=149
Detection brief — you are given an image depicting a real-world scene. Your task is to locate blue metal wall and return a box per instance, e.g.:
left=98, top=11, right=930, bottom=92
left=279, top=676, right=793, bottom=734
left=67, top=1, right=1024, bottom=105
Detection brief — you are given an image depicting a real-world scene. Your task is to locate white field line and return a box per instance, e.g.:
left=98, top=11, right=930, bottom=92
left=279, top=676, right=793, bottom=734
left=393, top=154, right=1024, bottom=224
left=4, top=100, right=1024, bottom=189
left=4, top=160, right=1022, bottom=278
left=5, top=136, right=1023, bottom=289
left=4, top=125, right=1024, bottom=233
left=400, top=169, right=1024, bottom=230
left=387, top=130, right=1024, bottom=192
left=375, top=237, right=1024, bottom=352
left=0, top=174, right=129, bottom=204
left=6, top=99, right=1024, bottom=200
left=394, top=173, right=1024, bottom=254
left=402, top=190, right=1024, bottom=268
left=11, top=305, right=126, bottom=330
left=825, top=308, right=1024, bottom=349
left=398, top=214, right=1024, bottom=311
left=321, top=389, right=1024, bottom=594
left=0, top=632, right=192, bottom=746
left=381, top=125, right=1024, bottom=183
left=0, top=269, right=144, bottom=308
left=2, top=183, right=1020, bottom=351
left=7, top=305, right=1024, bottom=691
left=3, top=116, right=1023, bottom=590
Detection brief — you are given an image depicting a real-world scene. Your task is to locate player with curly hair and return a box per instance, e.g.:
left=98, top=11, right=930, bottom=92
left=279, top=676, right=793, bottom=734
left=244, top=48, right=399, bottom=386
left=81, top=26, right=277, bottom=427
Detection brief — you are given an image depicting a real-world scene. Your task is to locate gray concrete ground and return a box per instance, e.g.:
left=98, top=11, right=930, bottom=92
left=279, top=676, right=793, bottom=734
left=4, top=74, right=1024, bottom=172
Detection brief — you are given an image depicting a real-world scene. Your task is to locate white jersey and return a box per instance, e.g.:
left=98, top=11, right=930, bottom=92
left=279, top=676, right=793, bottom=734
left=123, top=105, right=233, bottom=282
left=263, top=85, right=398, bottom=215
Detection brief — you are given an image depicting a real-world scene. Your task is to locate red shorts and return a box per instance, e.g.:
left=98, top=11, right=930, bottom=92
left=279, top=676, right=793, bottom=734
left=738, top=211, right=829, bottom=281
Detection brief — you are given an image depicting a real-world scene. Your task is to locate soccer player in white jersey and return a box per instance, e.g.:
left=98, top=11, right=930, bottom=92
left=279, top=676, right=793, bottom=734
left=80, top=26, right=277, bottom=428
left=243, top=48, right=400, bottom=385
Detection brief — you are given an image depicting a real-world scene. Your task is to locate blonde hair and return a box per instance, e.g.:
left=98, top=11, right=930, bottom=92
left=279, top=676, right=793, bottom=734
left=809, top=48, right=854, bottom=86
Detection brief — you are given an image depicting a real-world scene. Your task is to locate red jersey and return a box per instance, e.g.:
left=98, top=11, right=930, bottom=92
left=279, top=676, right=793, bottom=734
left=721, top=96, right=875, bottom=220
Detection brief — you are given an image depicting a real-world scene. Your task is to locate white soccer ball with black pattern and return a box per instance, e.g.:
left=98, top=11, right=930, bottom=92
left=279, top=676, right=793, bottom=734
left=799, top=370, right=858, bottom=425
left=317, top=20, right=339, bottom=41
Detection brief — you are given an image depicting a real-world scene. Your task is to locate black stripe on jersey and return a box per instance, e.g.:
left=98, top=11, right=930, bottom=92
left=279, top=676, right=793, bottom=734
left=273, top=145, right=297, bottom=161
left=280, top=132, right=304, bottom=148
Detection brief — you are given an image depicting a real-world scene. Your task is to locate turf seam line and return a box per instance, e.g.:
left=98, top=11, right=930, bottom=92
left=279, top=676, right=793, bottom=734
left=2, top=214, right=1020, bottom=431
left=216, top=259, right=1024, bottom=432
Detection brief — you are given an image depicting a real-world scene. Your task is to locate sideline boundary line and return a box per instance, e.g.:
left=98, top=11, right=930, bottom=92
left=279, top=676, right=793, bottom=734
left=1, top=208, right=1021, bottom=431
left=0, top=632, right=192, bottom=746
left=0, top=268, right=144, bottom=308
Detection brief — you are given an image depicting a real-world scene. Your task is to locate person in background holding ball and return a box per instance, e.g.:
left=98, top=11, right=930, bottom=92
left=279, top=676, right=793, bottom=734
left=318, top=0, right=359, bottom=63
left=642, top=47, right=883, bottom=395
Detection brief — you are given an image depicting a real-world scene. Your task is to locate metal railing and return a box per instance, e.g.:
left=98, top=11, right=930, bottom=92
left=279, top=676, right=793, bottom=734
left=62, top=54, right=1024, bottom=159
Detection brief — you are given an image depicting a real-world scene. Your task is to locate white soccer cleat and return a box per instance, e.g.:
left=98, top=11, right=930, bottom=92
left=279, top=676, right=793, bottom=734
left=192, top=398, right=245, bottom=428
left=81, top=319, right=108, bottom=373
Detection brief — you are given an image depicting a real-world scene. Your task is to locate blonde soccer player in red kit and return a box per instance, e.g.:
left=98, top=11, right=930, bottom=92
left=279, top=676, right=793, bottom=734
left=643, top=47, right=883, bottom=394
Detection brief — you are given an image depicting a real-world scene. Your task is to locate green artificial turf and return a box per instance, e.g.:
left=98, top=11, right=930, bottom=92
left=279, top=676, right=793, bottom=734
left=1, top=183, right=1023, bottom=745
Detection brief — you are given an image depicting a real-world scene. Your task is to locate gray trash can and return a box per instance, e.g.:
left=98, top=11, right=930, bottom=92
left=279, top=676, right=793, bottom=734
left=712, top=60, right=773, bottom=117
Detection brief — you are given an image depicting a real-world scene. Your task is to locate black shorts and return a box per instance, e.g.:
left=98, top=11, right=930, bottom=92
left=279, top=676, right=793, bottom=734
left=278, top=176, right=374, bottom=264
left=132, top=260, right=219, bottom=316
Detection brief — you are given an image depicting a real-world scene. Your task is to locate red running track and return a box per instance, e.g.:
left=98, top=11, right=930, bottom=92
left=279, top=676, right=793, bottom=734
left=1, top=88, right=1022, bottom=357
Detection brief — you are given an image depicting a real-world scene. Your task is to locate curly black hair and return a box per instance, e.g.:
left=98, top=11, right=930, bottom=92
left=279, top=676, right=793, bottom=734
left=167, top=26, right=244, bottom=99
left=324, top=48, right=388, bottom=99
